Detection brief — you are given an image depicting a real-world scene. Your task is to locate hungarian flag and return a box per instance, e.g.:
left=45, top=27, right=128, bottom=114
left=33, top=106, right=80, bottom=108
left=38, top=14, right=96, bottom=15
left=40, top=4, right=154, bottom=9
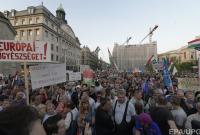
left=188, top=38, right=200, bottom=51
left=146, top=55, right=157, bottom=65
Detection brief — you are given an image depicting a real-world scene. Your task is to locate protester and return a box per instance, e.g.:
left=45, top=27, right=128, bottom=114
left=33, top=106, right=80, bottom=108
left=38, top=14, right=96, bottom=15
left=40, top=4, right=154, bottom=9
left=42, top=100, right=62, bottom=135
left=130, top=90, right=144, bottom=114
left=95, top=98, right=114, bottom=135
left=150, top=95, right=179, bottom=135
left=64, top=101, right=78, bottom=135
left=135, top=113, right=162, bottom=135
left=185, top=102, right=200, bottom=129
left=113, top=89, right=136, bottom=135
left=78, top=94, right=95, bottom=135
left=11, top=91, right=26, bottom=106
left=0, top=106, right=46, bottom=135
left=170, top=95, right=187, bottom=129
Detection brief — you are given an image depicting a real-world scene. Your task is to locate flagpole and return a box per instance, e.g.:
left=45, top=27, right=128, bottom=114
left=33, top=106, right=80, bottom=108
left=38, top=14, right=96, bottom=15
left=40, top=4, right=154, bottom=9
left=24, top=61, right=29, bottom=105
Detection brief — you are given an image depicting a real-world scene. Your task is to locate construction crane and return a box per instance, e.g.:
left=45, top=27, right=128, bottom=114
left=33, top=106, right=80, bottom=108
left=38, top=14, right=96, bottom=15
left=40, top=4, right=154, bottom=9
left=139, top=25, right=158, bottom=44
left=122, top=37, right=132, bottom=45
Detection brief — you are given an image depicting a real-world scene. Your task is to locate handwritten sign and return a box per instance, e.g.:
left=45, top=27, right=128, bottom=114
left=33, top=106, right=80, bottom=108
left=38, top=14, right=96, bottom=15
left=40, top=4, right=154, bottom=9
left=30, top=64, right=66, bottom=89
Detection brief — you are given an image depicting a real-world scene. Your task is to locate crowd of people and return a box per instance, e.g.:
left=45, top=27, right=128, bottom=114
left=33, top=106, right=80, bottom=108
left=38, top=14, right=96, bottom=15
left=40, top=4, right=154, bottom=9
left=0, top=69, right=200, bottom=135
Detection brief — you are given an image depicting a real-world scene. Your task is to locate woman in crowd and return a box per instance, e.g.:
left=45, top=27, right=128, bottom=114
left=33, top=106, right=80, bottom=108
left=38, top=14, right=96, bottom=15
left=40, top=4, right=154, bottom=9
left=78, top=95, right=95, bottom=135
left=135, top=113, right=162, bottom=135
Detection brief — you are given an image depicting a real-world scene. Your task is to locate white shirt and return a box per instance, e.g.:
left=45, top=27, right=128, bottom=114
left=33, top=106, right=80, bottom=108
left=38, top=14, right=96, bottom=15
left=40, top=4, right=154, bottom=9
left=113, top=99, right=136, bottom=125
left=185, top=112, right=200, bottom=129
left=64, top=107, right=79, bottom=130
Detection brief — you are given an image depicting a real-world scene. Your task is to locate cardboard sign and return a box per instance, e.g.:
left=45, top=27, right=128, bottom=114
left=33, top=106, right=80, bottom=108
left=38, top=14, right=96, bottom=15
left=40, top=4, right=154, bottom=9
left=178, top=78, right=200, bottom=91
left=68, top=72, right=81, bottom=81
left=0, top=40, right=51, bottom=62
left=30, top=64, right=66, bottom=89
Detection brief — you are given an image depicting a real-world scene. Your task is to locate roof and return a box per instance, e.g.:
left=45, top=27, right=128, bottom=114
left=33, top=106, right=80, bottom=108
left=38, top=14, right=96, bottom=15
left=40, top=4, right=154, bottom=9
left=56, top=4, right=65, bottom=13
left=0, top=12, right=16, bottom=35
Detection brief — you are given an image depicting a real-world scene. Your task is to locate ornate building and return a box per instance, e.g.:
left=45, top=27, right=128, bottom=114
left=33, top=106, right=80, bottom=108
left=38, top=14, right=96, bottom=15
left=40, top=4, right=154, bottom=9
left=4, top=4, right=81, bottom=71
left=0, top=12, right=20, bottom=75
left=81, top=46, right=99, bottom=71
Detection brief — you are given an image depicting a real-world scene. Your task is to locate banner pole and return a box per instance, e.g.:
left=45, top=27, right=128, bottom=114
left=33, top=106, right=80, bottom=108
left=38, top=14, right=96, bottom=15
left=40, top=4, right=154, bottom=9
left=24, top=61, right=29, bottom=105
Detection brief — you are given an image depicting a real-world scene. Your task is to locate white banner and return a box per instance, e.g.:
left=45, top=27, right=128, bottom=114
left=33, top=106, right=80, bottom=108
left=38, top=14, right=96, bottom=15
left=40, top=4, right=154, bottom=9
left=30, top=64, right=66, bottom=89
left=0, top=40, right=51, bottom=62
left=178, top=78, right=200, bottom=91
left=68, top=72, right=81, bottom=81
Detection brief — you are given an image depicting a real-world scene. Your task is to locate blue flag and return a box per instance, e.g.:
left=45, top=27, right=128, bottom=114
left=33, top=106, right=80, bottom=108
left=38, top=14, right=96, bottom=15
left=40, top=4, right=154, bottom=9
left=162, top=59, right=172, bottom=87
left=143, top=80, right=149, bottom=94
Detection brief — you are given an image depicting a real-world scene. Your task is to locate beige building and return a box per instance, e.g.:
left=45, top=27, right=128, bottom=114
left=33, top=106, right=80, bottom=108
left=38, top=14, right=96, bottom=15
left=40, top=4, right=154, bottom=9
left=0, top=12, right=21, bottom=75
left=112, top=41, right=157, bottom=71
left=4, top=4, right=81, bottom=71
left=158, top=45, right=199, bottom=63
left=81, top=46, right=99, bottom=70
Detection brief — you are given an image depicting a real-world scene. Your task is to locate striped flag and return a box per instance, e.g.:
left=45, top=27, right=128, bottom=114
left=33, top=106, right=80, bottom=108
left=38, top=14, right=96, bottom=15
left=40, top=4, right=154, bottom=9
left=146, top=55, right=157, bottom=65
left=188, top=38, right=200, bottom=51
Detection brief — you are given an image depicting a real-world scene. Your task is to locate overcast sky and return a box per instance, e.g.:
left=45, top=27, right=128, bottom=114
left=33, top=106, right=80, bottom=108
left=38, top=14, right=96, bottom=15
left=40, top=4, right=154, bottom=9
left=1, top=0, right=200, bottom=62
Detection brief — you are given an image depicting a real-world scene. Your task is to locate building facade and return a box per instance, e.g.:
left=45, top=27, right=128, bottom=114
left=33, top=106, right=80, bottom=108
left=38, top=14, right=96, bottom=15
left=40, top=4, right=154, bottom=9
left=4, top=4, right=81, bottom=71
left=0, top=12, right=21, bottom=75
left=112, top=42, right=157, bottom=71
left=158, top=36, right=200, bottom=63
left=81, top=46, right=99, bottom=71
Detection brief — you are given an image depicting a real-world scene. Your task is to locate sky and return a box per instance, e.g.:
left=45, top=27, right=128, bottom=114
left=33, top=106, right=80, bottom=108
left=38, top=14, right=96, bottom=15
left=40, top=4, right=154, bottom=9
left=1, top=0, right=200, bottom=63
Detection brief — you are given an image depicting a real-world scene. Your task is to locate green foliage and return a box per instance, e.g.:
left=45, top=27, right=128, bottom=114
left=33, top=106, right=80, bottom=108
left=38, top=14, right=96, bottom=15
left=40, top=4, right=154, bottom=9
left=174, top=61, right=197, bottom=72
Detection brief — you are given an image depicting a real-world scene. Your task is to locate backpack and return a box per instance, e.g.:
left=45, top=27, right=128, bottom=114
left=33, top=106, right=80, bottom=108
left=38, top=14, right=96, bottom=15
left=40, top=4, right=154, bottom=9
left=65, top=112, right=78, bottom=135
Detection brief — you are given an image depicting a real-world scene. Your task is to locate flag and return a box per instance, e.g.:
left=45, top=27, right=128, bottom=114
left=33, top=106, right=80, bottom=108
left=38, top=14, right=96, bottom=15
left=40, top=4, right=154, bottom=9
left=162, top=59, right=172, bottom=87
left=108, top=48, right=119, bottom=70
left=172, top=65, right=178, bottom=75
left=146, top=55, right=157, bottom=65
left=143, top=80, right=149, bottom=94
left=188, top=38, right=200, bottom=50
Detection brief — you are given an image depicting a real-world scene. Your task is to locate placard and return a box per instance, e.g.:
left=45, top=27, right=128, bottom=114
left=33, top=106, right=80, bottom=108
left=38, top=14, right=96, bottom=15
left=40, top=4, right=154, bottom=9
left=68, top=72, right=81, bottom=81
left=30, top=64, right=66, bottom=89
left=0, top=40, right=51, bottom=62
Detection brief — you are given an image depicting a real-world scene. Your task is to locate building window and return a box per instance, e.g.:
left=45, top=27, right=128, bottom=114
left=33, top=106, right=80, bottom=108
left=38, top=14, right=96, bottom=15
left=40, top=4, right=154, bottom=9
left=56, top=46, right=58, bottom=52
left=51, top=44, right=54, bottom=51
left=184, top=52, right=186, bottom=59
left=51, top=24, right=54, bottom=29
left=36, top=17, right=40, bottom=23
left=21, top=30, right=25, bottom=37
left=51, top=34, right=54, bottom=40
left=36, top=29, right=40, bottom=35
left=51, top=54, right=54, bottom=61
left=28, top=30, right=32, bottom=36
left=45, top=31, right=48, bottom=37
left=22, top=19, right=25, bottom=25
left=29, top=18, right=33, bottom=24
left=56, top=55, right=59, bottom=61
left=15, top=20, right=18, bottom=26
left=45, top=19, right=48, bottom=25
left=56, top=37, right=58, bottom=42
left=191, top=54, right=194, bottom=59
